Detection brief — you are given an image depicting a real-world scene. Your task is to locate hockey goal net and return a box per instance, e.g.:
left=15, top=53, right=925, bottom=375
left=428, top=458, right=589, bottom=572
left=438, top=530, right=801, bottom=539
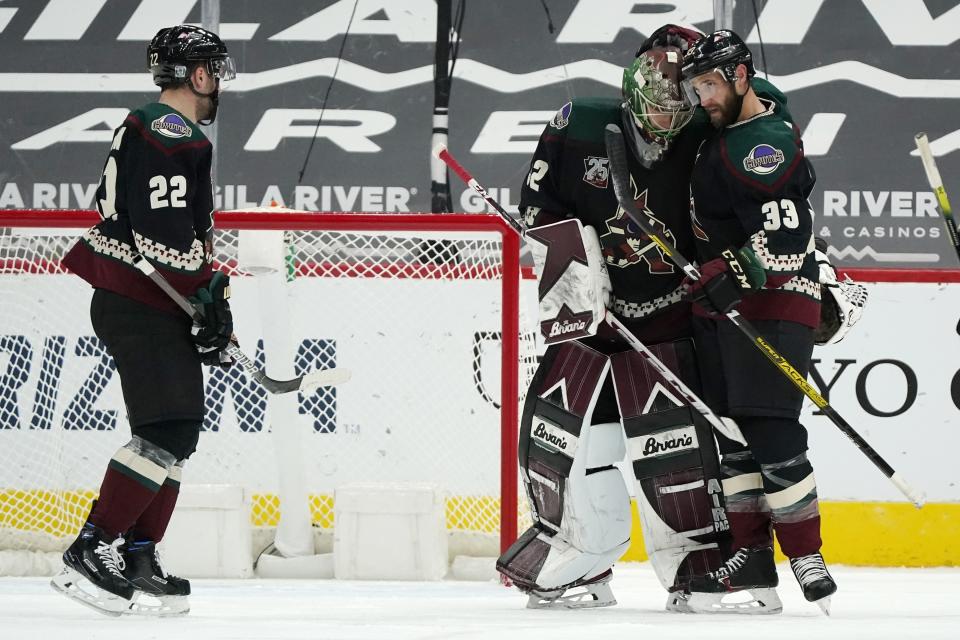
left=0, top=208, right=537, bottom=572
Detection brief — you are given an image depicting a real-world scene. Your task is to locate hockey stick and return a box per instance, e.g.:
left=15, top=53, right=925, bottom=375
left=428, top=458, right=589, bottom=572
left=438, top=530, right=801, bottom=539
left=915, top=133, right=960, bottom=263
left=604, top=123, right=925, bottom=508
left=433, top=144, right=747, bottom=446
left=434, top=146, right=525, bottom=236
left=914, top=133, right=960, bottom=335
left=134, top=257, right=351, bottom=394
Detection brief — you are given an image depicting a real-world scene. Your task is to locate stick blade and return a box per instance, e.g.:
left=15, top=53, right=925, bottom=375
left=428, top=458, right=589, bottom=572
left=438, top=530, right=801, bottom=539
left=299, top=367, right=352, bottom=393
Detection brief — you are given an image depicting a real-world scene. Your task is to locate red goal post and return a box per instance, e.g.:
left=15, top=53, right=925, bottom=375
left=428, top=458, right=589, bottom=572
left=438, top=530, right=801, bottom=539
left=0, top=208, right=536, bottom=564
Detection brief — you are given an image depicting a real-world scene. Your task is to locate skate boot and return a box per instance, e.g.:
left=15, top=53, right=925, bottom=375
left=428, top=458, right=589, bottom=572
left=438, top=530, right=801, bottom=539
left=790, top=552, right=837, bottom=616
left=50, top=522, right=134, bottom=616
left=679, top=546, right=782, bottom=615
left=525, top=569, right=616, bottom=610
left=122, top=540, right=191, bottom=617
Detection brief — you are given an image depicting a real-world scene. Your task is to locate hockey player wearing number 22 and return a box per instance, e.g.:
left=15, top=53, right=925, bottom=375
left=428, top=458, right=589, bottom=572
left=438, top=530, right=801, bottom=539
left=496, top=25, right=743, bottom=611
left=50, top=25, right=238, bottom=617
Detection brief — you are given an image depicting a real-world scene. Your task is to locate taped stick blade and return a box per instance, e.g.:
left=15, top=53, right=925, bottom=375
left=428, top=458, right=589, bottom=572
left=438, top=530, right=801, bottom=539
left=299, top=367, right=352, bottom=393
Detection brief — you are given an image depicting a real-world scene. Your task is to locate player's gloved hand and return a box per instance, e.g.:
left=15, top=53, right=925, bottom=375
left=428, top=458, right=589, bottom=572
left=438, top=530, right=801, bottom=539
left=683, top=248, right=765, bottom=317
left=189, top=271, right=234, bottom=366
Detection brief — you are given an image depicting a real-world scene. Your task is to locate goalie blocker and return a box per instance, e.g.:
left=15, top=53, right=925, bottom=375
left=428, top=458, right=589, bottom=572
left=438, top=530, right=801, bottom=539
left=526, top=218, right=612, bottom=345
left=497, top=337, right=729, bottom=609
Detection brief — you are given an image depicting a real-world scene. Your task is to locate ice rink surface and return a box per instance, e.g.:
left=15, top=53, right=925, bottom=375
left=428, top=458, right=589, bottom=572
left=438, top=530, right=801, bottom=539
left=1, top=563, right=958, bottom=640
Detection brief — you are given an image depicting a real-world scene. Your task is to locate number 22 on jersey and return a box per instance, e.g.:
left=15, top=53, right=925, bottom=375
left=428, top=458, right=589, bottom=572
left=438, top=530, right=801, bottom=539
left=98, top=125, right=188, bottom=216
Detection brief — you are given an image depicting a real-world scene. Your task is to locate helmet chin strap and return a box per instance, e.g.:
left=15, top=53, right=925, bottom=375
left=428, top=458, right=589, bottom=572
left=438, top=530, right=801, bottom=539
left=728, top=88, right=745, bottom=126
left=187, top=78, right=219, bottom=125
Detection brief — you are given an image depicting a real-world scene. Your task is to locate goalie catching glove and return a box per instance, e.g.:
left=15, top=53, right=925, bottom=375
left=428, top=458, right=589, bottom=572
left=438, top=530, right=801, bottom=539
left=189, top=270, right=234, bottom=366
left=683, top=247, right=766, bottom=316
left=814, top=238, right=868, bottom=345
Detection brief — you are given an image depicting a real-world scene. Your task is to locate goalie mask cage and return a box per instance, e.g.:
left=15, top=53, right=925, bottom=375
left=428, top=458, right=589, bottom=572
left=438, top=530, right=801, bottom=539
left=0, top=209, right=537, bottom=572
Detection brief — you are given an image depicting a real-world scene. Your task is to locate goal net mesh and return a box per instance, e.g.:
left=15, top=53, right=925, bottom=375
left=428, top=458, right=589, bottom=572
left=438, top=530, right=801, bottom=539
left=0, top=210, right=538, bottom=567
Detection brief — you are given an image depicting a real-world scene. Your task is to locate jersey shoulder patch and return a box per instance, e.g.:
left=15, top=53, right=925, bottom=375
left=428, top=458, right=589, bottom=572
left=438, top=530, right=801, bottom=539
left=721, top=115, right=802, bottom=190
left=547, top=97, right=620, bottom=144
left=127, top=103, right=210, bottom=150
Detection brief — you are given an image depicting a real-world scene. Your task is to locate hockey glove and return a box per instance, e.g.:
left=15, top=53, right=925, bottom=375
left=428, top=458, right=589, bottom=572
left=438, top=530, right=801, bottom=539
left=189, top=271, right=234, bottom=366
left=683, top=247, right=765, bottom=317
left=813, top=237, right=868, bottom=345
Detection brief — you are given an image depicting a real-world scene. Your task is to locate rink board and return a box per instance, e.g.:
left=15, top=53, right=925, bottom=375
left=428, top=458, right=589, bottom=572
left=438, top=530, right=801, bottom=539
left=1, top=271, right=959, bottom=565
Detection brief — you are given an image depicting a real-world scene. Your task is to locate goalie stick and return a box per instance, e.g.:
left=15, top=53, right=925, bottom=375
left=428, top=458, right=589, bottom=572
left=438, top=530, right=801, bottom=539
left=913, top=132, right=960, bottom=335
left=134, top=257, right=351, bottom=394
left=604, top=123, right=925, bottom=508
left=433, top=144, right=747, bottom=446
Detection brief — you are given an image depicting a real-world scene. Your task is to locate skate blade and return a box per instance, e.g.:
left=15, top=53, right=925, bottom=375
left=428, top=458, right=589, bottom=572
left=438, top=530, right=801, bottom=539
left=814, top=595, right=832, bottom=616
left=50, top=568, right=132, bottom=617
left=683, top=588, right=783, bottom=615
left=665, top=591, right=694, bottom=613
left=526, top=582, right=616, bottom=610
left=126, top=592, right=190, bottom=617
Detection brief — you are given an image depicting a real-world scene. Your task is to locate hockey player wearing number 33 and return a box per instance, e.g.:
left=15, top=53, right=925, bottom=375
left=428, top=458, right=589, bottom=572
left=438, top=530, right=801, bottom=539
left=677, top=30, right=840, bottom=615
left=51, top=25, right=237, bottom=617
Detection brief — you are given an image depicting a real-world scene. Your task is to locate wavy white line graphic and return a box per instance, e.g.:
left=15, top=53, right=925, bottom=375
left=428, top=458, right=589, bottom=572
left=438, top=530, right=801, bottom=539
left=827, top=245, right=941, bottom=263
left=0, top=59, right=958, bottom=97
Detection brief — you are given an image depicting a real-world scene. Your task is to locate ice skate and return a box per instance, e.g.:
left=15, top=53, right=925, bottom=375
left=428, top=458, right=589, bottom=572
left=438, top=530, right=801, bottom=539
left=790, top=552, right=837, bottom=616
left=680, top=546, right=782, bottom=615
left=525, top=569, right=616, bottom=609
left=123, top=540, right=191, bottom=617
left=50, top=523, right=134, bottom=617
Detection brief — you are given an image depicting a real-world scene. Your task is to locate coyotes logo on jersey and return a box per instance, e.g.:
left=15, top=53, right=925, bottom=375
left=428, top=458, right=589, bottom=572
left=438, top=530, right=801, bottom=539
left=600, top=178, right=675, bottom=273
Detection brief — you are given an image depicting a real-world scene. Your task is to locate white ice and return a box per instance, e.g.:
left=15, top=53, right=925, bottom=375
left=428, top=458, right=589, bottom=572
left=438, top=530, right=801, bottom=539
left=2, top=563, right=958, bottom=640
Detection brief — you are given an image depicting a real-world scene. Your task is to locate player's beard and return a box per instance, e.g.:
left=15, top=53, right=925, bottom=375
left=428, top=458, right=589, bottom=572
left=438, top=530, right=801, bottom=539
left=707, top=89, right=744, bottom=129
left=197, top=90, right=220, bottom=125
left=196, top=90, right=219, bottom=125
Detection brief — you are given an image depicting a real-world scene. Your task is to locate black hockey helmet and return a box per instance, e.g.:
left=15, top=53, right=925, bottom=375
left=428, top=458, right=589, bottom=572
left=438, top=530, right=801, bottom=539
left=681, top=29, right=755, bottom=83
left=636, top=24, right=704, bottom=57
left=148, top=25, right=235, bottom=88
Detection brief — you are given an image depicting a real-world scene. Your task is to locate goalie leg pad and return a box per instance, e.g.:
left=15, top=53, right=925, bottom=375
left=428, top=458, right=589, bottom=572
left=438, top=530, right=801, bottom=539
left=499, top=342, right=630, bottom=596
left=611, top=340, right=728, bottom=593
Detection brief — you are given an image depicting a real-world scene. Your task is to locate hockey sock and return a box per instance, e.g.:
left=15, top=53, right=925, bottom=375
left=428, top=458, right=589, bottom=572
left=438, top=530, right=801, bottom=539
left=89, top=437, right=176, bottom=538
left=762, top=452, right=822, bottom=557
left=130, top=461, right=183, bottom=543
left=720, top=449, right=774, bottom=550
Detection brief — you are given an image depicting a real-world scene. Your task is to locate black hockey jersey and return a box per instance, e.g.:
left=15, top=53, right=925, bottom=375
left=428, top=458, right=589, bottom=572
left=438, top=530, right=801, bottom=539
left=689, top=79, right=820, bottom=328
left=520, top=97, right=709, bottom=342
left=63, top=103, right=215, bottom=314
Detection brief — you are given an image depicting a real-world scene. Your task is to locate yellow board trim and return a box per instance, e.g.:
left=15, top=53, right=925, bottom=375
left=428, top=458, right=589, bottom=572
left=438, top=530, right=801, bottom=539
left=3, top=491, right=958, bottom=566
left=621, top=499, right=960, bottom=567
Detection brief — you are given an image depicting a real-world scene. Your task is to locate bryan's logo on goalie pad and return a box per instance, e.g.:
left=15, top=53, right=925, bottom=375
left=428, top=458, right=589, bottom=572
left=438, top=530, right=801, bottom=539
left=531, top=418, right=578, bottom=457
left=630, top=425, right=699, bottom=461
left=541, top=304, right=593, bottom=340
